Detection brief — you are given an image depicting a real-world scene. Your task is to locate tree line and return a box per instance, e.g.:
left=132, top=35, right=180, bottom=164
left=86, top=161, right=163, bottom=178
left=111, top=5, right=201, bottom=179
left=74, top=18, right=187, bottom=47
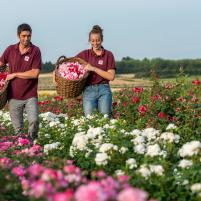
left=41, top=57, right=201, bottom=78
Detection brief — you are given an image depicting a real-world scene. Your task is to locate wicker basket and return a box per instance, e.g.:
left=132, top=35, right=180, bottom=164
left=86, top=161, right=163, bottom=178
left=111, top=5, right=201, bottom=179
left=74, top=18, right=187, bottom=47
left=55, top=56, right=89, bottom=98
left=0, top=66, right=9, bottom=110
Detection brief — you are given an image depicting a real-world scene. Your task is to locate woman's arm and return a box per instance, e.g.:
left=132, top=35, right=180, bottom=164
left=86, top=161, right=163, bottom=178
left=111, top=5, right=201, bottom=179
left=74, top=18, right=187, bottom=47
left=84, top=63, right=115, bottom=81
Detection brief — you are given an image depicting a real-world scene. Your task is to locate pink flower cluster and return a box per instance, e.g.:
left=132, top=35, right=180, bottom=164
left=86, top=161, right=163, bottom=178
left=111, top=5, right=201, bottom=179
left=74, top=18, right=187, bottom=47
left=58, top=62, right=86, bottom=80
left=2, top=159, right=154, bottom=201
left=130, top=87, right=144, bottom=105
left=0, top=128, right=42, bottom=157
left=0, top=72, right=8, bottom=90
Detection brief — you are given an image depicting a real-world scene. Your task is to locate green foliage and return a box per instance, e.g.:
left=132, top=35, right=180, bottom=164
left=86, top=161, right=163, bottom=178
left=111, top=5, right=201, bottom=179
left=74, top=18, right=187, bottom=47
left=41, top=61, right=54, bottom=73
left=116, top=57, right=201, bottom=78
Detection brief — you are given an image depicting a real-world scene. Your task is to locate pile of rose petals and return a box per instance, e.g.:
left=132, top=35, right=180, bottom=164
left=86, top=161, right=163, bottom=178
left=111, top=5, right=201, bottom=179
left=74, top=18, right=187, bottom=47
left=58, top=62, right=86, bottom=80
left=0, top=72, right=8, bottom=91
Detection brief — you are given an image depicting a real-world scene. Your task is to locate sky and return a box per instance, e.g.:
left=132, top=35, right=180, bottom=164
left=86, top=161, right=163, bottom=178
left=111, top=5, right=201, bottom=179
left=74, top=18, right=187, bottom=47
left=0, top=0, right=201, bottom=63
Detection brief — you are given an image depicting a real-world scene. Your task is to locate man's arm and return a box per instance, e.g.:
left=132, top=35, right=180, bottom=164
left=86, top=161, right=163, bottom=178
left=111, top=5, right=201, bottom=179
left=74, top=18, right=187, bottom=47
left=6, top=69, right=40, bottom=80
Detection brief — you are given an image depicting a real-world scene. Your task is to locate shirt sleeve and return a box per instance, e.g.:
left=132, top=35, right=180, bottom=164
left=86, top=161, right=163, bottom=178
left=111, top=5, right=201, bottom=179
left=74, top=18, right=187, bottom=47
left=107, top=52, right=116, bottom=70
left=76, top=51, right=83, bottom=58
left=32, top=48, right=42, bottom=70
left=76, top=50, right=88, bottom=62
left=0, top=46, right=10, bottom=64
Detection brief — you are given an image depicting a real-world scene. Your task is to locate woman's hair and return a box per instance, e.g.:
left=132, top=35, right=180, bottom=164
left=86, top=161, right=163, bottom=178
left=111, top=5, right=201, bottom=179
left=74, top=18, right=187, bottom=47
left=17, top=23, right=32, bottom=36
left=89, top=25, right=103, bottom=41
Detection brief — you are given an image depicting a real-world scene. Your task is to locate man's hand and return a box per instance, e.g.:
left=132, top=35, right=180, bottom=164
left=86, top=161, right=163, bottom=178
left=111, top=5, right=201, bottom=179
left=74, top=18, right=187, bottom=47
left=0, top=61, right=4, bottom=68
left=6, top=73, right=16, bottom=81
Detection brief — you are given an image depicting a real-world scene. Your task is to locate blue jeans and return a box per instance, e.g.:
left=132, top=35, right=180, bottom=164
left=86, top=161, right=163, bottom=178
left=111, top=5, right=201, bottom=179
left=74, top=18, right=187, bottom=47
left=83, top=84, right=112, bottom=117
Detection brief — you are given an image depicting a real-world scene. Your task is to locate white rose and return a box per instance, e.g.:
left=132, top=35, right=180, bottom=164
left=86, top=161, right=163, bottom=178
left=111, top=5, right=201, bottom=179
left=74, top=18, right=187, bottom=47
left=178, top=141, right=201, bottom=157
left=95, top=153, right=110, bottom=166
left=166, top=123, right=177, bottom=130
left=138, top=165, right=151, bottom=179
left=178, top=159, right=193, bottom=169
left=134, top=144, right=146, bottom=154
left=126, top=158, right=137, bottom=169
left=146, top=144, right=161, bottom=157
left=191, top=183, right=201, bottom=193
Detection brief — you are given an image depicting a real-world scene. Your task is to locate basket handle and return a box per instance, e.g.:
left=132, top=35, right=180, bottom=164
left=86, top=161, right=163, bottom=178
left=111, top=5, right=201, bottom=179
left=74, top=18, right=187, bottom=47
left=56, top=55, right=66, bottom=65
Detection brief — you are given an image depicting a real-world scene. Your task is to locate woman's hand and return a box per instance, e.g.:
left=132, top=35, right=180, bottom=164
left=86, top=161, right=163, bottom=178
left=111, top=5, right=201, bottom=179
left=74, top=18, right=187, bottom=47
left=84, top=63, right=96, bottom=72
left=84, top=63, right=115, bottom=81
left=6, top=73, right=16, bottom=81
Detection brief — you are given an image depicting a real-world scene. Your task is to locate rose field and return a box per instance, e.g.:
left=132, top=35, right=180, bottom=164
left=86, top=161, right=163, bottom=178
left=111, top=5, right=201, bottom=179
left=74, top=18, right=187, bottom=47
left=0, top=75, right=200, bottom=201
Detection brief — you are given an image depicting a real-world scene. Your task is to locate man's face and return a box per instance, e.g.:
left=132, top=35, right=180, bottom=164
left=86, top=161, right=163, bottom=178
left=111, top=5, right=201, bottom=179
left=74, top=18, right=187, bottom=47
left=18, top=31, right=31, bottom=46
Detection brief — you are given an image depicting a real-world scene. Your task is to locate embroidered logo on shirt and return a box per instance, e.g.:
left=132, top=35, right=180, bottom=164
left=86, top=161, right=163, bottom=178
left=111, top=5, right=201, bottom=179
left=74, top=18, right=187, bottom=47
left=98, top=60, right=103, bottom=65
left=24, top=56, right=30, bottom=61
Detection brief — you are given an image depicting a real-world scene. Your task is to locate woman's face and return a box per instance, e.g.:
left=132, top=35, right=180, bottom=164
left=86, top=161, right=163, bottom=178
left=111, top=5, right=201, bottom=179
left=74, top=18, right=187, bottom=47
left=89, top=33, right=102, bottom=50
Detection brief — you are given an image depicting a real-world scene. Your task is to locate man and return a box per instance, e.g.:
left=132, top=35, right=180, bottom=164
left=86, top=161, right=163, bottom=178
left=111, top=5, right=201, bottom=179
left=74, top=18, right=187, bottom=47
left=0, top=23, right=42, bottom=145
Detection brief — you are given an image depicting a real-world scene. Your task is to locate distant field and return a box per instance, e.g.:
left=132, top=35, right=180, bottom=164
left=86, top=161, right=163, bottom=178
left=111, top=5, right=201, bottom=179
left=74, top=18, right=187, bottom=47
left=38, top=73, right=152, bottom=94
left=38, top=73, right=200, bottom=95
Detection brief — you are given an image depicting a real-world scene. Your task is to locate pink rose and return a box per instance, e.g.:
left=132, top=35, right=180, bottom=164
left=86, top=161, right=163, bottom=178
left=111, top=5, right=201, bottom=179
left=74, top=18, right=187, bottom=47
left=53, top=189, right=74, bottom=201
left=75, top=182, right=107, bottom=201
left=21, top=179, right=30, bottom=191
left=0, top=141, right=13, bottom=151
left=41, top=168, right=58, bottom=181
left=63, top=164, right=76, bottom=174
left=18, top=137, right=30, bottom=146
left=131, top=96, right=140, bottom=104
left=28, top=144, right=42, bottom=156
left=138, top=105, right=147, bottom=114
left=192, top=79, right=200, bottom=85
left=158, top=112, right=166, bottom=119
left=132, top=87, right=144, bottom=93
left=117, top=188, right=148, bottom=201
left=28, top=163, right=44, bottom=177
left=29, top=180, right=46, bottom=198
left=12, top=165, right=26, bottom=177
left=0, top=157, right=12, bottom=168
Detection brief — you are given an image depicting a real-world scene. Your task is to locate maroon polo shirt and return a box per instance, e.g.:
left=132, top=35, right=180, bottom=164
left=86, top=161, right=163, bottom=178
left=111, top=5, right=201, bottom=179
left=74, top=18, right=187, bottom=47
left=0, top=42, right=42, bottom=100
left=76, top=47, right=116, bottom=85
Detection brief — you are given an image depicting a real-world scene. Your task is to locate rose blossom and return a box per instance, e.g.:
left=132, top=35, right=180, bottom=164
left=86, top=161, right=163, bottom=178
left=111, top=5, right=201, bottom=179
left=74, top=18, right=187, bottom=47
left=138, top=105, right=147, bottom=114
left=117, top=187, right=148, bottom=201
left=192, top=79, right=200, bottom=85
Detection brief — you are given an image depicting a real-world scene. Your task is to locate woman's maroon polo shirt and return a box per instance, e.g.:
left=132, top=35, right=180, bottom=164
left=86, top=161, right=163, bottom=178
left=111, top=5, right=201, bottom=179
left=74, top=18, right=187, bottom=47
left=76, top=47, right=116, bottom=85
left=0, top=43, right=42, bottom=100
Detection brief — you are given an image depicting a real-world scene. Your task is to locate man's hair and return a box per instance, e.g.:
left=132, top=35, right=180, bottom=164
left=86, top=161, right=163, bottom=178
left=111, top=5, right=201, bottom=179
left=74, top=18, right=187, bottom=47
left=17, top=23, right=32, bottom=35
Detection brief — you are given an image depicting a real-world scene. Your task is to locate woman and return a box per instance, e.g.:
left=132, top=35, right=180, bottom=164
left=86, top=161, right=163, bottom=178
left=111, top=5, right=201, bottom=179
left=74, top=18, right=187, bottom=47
left=77, top=25, right=116, bottom=117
